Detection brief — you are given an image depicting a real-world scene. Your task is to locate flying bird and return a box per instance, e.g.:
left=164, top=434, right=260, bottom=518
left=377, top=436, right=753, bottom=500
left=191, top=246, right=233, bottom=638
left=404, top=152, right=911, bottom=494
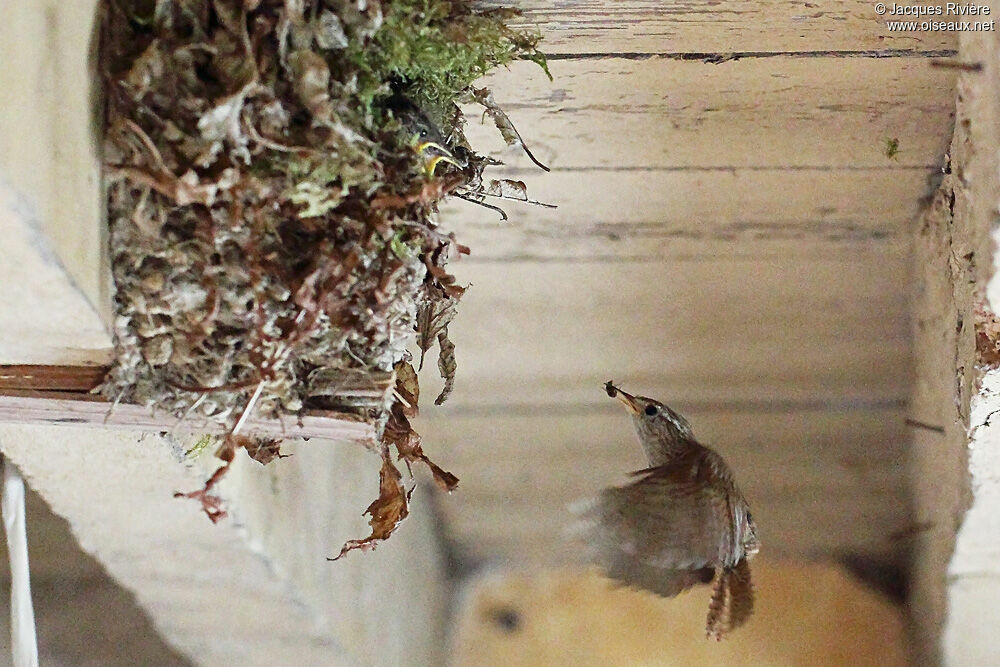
left=575, top=381, right=760, bottom=639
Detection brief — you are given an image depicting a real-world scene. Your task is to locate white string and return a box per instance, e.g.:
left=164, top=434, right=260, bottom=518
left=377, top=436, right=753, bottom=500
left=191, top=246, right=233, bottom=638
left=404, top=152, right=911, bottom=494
left=1, top=457, right=38, bottom=667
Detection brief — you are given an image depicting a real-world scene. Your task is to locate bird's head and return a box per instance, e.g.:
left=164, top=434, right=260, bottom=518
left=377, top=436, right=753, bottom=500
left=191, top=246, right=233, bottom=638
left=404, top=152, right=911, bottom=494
left=605, top=380, right=694, bottom=445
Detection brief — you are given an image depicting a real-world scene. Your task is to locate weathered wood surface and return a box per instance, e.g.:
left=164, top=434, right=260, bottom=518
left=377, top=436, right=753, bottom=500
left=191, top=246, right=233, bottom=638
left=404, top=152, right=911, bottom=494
left=0, top=183, right=112, bottom=366
left=462, top=57, right=956, bottom=170
left=446, top=168, right=936, bottom=231
left=0, top=0, right=962, bottom=661
left=0, top=391, right=377, bottom=443
left=929, top=19, right=1000, bottom=664
left=0, top=365, right=107, bottom=392
left=477, top=0, right=956, bottom=54
left=0, top=0, right=106, bottom=316
left=429, top=47, right=947, bottom=574
left=0, top=425, right=448, bottom=665
left=420, top=250, right=910, bottom=410
left=441, top=169, right=935, bottom=261
left=0, top=364, right=391, bottom=442
left=0, top=488, right=187, bottom=663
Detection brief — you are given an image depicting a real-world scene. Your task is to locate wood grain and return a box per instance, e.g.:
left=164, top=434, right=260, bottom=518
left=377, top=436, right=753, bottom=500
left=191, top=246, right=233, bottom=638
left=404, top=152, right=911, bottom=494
left=462, top=57, right=956, bottom=170
left=445, top=167, right=936, bottom=229
left=428, top=410, right=908, bottom=494
left=0, top=184, right=112, bottom=366
left=0, top=364, right=390, bottom=442
left=0, top=391, right=376, bottom=443
left=420, top=250, right=911, bottom=408
left=476, top=0, right=955, bottom=54
left=440, top=168, right=935, bottom=260
left=0, top=365, right=108, bottom=391
left=0, top=1, right=107, bottom=319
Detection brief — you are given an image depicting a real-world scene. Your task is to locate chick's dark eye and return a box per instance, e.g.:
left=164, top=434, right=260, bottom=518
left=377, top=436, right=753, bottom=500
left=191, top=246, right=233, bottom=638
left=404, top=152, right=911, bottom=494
left=644, top=404, right=658, bottom=416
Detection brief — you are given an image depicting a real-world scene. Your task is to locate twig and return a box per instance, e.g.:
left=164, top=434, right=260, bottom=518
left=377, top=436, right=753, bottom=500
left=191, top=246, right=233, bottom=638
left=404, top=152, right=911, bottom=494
left=453, top=192, right=508, bottom=220
left=231, top=380, right=266, bottom=437
left=476, top=190, right=558, bottom=209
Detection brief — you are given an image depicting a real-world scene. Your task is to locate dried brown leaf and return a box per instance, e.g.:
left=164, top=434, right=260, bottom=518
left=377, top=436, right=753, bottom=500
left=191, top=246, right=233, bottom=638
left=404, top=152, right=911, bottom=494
left=176, top=433, right=289, bottom=521
left=371, top=175, right=465, bottom=210
left=329, top=446, right=409, bottom=560
left=420, top=457, right=460, bottom=492
left=394, top=360, right=420, bottom=417
left=416, top=289, right=460, bottom=371
left=434, top=328, right=457, bottom=405
left=242, top=437, right=289, bottom=465
left=485, top=179, right=528, bottom=201
left=384, top=394, right=459, bottom=492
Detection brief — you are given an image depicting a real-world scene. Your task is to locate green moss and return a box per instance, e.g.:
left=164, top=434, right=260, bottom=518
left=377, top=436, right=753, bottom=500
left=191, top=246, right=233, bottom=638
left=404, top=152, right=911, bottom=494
left=185, top=435, right=217, bottom=459
left=884, top=137, right=900, bottom=160
left=283, top=154, right=379, bottom=219
left=344, top=0, right=549, bottom=121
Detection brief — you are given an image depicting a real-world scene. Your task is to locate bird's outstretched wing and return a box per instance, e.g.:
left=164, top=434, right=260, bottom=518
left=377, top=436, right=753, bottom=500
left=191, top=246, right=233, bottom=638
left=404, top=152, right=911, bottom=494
left=706, top=558, right=755, bottom=640
left=572, top=447, right=754, bottom=597
left=606, top=559, right=714, bottom=598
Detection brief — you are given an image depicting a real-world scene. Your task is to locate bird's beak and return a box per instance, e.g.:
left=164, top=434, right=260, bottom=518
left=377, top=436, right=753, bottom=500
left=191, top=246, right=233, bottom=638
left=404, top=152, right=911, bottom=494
left=605, top=381, right=640, bottom=414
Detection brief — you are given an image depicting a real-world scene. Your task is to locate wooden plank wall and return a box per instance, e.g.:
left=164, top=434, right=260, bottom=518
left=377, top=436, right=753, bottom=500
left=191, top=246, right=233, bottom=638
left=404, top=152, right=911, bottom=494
left=0, top=0, right=112, bottom=365
left=477, top=0, right=956, bottom=54
left=422, top=1, right=958, bottom=569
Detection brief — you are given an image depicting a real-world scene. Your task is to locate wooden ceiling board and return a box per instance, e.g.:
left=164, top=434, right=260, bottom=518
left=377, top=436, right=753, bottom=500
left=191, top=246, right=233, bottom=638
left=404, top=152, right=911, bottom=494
left=418, top=252, right=911, bottom=409
left=440, top=168, right=935, bottom=261
left=476, top=0, right=956, bottom=54
left=462, top=57, right=955, bottom=170
left=426, top=5, right=953, bottom=572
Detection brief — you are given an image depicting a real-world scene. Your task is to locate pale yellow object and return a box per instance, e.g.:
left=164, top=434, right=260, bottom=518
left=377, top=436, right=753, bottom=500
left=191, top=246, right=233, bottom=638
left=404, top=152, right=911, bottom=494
left=451, top=560, right=907, bottom=666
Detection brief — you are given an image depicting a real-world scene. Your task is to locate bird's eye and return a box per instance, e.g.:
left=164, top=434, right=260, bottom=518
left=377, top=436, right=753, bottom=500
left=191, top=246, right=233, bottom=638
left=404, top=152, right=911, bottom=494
left=644, top=404, right=658, bottom=416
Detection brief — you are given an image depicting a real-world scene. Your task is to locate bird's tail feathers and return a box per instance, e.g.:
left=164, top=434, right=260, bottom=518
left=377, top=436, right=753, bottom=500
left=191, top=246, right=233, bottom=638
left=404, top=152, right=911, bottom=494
left=705, top=559, right=754, bottom=640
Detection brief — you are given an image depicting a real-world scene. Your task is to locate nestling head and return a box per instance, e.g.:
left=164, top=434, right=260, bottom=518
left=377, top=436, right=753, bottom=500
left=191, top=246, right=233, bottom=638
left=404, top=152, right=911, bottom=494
left=605, top=380, right=694, bottom=444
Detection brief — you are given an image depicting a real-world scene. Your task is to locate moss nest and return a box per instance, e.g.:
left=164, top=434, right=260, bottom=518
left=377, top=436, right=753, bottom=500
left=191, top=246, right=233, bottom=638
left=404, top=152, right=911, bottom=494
left=99, top=0, right=547, bottom=552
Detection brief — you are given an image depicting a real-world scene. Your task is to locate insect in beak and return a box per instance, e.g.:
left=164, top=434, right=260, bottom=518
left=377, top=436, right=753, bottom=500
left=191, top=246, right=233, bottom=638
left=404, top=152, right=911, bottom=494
left=605, top=380, right=640, bottom=414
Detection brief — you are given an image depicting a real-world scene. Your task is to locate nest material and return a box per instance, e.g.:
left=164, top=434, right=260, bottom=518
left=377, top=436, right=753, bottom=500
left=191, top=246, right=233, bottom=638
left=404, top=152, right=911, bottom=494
left=99, top=0, right=547, bottom=554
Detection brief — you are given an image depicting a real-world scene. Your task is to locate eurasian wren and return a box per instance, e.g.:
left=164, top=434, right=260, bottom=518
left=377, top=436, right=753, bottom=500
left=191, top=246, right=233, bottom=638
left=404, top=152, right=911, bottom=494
left=577, top=381, right=759, bottom=639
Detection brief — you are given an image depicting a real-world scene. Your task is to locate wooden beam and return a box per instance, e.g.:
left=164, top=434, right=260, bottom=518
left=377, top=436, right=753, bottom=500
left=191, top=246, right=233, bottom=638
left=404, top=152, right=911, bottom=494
left=0, top=424, right=449, bottom=664
left=440, top=168, right=937, bottom=261
left=0, top=391, right=376, bottom=443
left=480, top=0, right=956, bottom=54
left=0, top=365, right=107, bottom=392
left=913, top=11, right=1000, bottom=662
left=423, top=253, right=911, bottom=410
left=0, top=1, right=107, bottom=324
left=463, top=57, right=956, bottom=170
left=0, top=365, right=389, bottom=444
left=444, top=168, right=935, bottom=232
left=0, top=183, right=112, bottom=366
